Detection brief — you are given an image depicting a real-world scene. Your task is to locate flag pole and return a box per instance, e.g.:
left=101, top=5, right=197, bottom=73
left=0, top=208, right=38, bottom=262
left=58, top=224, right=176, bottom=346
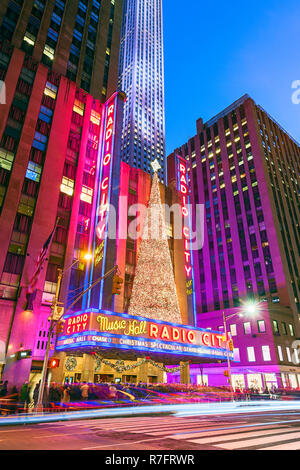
left=36, top=268, right=63, bottom=412
left=35, top=265, right=118, bottom=412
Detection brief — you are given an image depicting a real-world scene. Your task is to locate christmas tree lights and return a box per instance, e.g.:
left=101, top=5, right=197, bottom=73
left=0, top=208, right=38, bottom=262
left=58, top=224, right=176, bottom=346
left=128, top=169, right=182, bottom=324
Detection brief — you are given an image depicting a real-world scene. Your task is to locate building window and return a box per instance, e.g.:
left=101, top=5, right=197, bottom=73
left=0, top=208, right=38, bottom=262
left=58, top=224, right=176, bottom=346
left=273, top=320, right=280, bottom=335
left=286, top=347, right=292, bottom=362
left=257, top=320, right=266, bottom=333
left=293, top=349, right=299, bottom=365
left=233, top=348, right=240, bottom=362
left=230, top=324, right=237, bottom=337
left=60, top=176, right=74, bottom=196
left=247, top=347, right=256, bottom=362
left=243, top=322, right=251, bottom=335
left=25, top=161, right=42, bottom=182
left=262, top=345, right=271, bottom=361
left=277, top=345, right=283, bottom=361
left=289, top=324, right=295, bottom=337
left=281, top=322, right=288, bottom=335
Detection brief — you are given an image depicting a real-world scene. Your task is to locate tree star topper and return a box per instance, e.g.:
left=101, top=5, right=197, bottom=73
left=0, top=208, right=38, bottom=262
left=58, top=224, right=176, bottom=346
left=151, top=159, right=161, bottom=173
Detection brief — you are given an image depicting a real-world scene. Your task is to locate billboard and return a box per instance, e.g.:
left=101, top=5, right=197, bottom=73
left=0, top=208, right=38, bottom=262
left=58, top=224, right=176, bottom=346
left=56, top=309, right=233, bottom=363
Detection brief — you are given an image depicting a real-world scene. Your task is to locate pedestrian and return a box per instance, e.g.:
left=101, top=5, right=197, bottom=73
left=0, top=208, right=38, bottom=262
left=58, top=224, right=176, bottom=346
left=61, top=386, right=71, bottom=405
left=0, top=380, right=8, bottom=397
left=33, top=381, right=48, bottom=409
left=9, top=386, right=19, bottom=414
left=20, top=381, right=31, bottom=412
left=48, top=382, right=63, bottom=411
left=108, top=384, right=117, bottom=401
left=80, top=382, right=89, bottom=400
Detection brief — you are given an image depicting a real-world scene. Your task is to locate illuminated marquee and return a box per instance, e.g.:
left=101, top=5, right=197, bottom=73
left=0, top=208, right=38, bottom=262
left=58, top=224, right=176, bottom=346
left=56, top=309, right=231, bottom=362
left=83, top=91, right=125, bottom=311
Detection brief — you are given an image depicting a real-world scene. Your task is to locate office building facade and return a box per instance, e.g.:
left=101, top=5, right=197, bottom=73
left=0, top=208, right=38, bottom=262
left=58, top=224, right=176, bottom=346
left=0, top=37, right=127, bottom=385
left=0, top=0, right=123, bottom=101
left=168, top=94, right=300, bottom=388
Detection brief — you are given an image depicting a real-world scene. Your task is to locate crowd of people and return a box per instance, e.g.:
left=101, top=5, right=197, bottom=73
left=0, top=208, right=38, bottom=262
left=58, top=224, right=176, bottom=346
left=0, top=380, right=130, bottom=414
left=1, top=379, right=300, bottom=414
left=0, top=380, right=104, bottom=414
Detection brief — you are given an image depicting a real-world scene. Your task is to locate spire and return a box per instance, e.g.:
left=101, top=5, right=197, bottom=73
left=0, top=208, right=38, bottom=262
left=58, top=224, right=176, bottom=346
left=128, top=171, right=182, bottom=324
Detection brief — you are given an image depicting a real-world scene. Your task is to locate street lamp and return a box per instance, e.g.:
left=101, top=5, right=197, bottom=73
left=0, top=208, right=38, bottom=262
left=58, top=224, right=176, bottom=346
left=36, top=253, right=91, bottom=411
left=223, top=300, right=260, bottom=398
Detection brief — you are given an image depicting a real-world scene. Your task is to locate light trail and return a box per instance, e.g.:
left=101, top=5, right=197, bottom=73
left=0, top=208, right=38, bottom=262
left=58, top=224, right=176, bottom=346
left=1, top=401, right=300, bottom=426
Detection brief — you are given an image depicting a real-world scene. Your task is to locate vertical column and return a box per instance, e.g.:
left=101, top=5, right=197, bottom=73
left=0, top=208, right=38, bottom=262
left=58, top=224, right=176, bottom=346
left=81, top=354, right=95, bottom=383
left=138, top=358, right=149, bottom=385
left=180, top=362, right=191, bottom=385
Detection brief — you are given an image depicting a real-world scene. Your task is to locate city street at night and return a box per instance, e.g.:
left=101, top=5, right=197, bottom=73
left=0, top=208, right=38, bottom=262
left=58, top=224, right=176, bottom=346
left=0, top=0, right=299, bottom=456
left=2, top=402, right=300, bottom=451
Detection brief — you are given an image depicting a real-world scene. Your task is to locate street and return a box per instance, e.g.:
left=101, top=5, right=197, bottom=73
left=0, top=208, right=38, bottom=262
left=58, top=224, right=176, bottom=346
left=1, top=405, right=300, bottom=450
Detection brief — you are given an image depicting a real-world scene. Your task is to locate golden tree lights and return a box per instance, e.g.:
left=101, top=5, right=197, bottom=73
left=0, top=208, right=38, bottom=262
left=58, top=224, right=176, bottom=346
left=128, top=170, right=182, bottom=324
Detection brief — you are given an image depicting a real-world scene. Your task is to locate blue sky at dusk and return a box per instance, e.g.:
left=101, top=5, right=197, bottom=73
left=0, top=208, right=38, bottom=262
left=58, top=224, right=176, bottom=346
left=163, top=0, right=300, bottom=155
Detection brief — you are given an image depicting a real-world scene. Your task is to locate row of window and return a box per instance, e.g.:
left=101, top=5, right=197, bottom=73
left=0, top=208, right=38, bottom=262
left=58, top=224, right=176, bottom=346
left=225, top=319, right=295, bottom=337
left=234, top=344, right=299, bottom=364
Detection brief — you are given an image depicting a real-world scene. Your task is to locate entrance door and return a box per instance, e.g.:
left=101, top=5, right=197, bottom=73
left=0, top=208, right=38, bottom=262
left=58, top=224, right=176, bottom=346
left=232, top=374, right=245, bottom=390
left=94, top=374, right=114, bottom=383
left=247, top=374, right=263, bottom=391
left=122, top=375, right=137, bottom=384
left=148, top=376, right=158, bottom=384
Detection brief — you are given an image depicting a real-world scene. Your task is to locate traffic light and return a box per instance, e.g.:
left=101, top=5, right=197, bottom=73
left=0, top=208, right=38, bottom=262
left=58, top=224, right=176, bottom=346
left=55, top=319, right=66, bottom=335
left=229, top=340, right=234, bottom=351
left=48, top=358, right=60, bottom=368
left=112, top=275, right=123, bottom=295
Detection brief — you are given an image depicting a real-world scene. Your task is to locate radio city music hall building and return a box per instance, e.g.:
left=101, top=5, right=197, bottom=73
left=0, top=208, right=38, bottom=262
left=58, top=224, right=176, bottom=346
left=0, top=41, right=231, bottom=388
left=167, top=94, right=300, bottom=390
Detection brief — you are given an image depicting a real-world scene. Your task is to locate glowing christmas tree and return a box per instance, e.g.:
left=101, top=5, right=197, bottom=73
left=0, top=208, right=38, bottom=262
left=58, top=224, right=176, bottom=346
left=128, top=161, right=182, bottom=324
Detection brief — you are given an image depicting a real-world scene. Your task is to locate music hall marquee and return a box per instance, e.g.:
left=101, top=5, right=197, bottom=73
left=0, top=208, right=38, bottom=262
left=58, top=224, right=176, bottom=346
left=56, top=309, right=233, bottom=365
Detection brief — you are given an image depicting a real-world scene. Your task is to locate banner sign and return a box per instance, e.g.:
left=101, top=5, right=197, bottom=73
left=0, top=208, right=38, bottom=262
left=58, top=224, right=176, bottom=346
left=56, top=309, right=233, bottom=362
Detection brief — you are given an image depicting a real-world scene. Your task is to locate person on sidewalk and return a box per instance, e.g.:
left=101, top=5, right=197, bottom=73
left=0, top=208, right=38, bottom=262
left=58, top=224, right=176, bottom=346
left=20, top=381, right=31, bottom=412
left=80, top=382, right=89, bottom=400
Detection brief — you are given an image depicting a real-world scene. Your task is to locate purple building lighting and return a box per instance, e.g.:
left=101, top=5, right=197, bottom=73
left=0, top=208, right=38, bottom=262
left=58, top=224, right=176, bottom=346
left=168, top=94, right=300, bottom=390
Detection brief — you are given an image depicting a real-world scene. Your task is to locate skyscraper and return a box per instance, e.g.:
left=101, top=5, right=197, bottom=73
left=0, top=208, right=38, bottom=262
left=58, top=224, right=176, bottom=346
left=170, top=94, right=300, bottom=322
left=0, top=0, right=123, bottom=101
left=118, top=0, right=166, bottom=182
left=0, top=0, right=124, bottom=386
left=167, top=94, right=300, bottom=388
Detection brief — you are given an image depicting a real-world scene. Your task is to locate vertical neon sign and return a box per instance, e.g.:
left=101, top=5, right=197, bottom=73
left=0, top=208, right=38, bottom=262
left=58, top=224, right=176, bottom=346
left=176, top=154, right=197, bottom=326
left=85, top=93, right=119, bottom=310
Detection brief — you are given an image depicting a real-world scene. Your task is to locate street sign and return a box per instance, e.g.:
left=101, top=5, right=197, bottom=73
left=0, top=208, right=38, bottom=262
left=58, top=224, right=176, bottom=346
left=53, top=306, right=64, bottom=321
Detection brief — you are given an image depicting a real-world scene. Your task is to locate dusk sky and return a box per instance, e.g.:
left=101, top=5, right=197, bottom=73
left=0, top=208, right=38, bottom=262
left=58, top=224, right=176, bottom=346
left=163, top=0, right=300, bottom=155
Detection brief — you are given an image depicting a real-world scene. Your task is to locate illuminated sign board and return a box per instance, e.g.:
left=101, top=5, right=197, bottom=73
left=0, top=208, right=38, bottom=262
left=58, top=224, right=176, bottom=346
left=56, top=309, right=233, bottom=362
left=175, top=154, right=196, bottom=325
left=177, top=156, right=192, bottom=282
left=95, top=100, right=116, bottom=246
left=84, top=91, right=125, bottom=310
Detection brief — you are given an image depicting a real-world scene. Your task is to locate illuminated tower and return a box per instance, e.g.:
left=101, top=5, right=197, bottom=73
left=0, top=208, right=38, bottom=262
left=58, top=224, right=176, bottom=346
left=118, top=0, right=166, bottom=182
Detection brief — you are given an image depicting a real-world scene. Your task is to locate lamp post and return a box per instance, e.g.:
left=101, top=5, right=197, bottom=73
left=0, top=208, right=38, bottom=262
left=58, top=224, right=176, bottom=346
left=36, top=254, right=92, bottom=411
left=223, top=301, right=260, bottom=399
left=223, top=311, right=235, bottom=399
